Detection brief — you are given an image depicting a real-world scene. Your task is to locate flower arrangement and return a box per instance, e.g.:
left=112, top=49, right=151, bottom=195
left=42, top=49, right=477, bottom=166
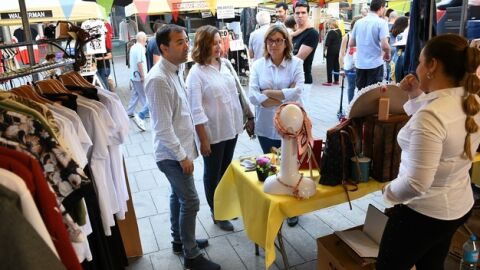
left=255, top=156, right=277, bottom=182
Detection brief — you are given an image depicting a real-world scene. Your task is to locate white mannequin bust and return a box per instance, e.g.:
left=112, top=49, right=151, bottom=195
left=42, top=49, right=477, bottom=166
left=263, top=104, right=317, bottom=199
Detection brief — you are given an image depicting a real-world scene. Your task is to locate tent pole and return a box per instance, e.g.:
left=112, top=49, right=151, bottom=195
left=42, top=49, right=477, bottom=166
left=459, top=0, right=468, bottom=36
left=18, top=0, right=38, bottom=81
left=428, top=0, right=434, bottom=39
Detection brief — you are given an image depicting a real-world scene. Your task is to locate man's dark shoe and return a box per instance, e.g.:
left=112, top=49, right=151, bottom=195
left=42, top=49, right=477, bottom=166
left=213, top=220, right=234, bottom=231
left=184, top=254, right=221, bottom=270
left=172, top=239, right=209, bottom=254
left=287, top=216, right=299, bottom=227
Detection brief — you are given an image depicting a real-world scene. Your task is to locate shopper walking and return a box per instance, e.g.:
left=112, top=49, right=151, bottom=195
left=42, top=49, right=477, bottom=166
left=377, top=34, right=480, bottom=270
left=248, top=11, right=271, bottom=61
left=145, top=24, right=221, bottom=270
left=322, top=19, right=342, bottom=86
left=126, top=31, right=148, bottom=131
left=186, top=25, right=254, bottom=232
left=349, top=0, right=390, bottom=91
left=339, top=16, right=361, bottom=102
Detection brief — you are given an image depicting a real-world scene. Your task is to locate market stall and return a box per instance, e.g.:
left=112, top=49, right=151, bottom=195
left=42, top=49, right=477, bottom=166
left=0, top=0, right=106, bottom=26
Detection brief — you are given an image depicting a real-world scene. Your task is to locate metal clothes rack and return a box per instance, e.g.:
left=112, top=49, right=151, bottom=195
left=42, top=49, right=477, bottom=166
left=0, top=58, right=74, bottom=81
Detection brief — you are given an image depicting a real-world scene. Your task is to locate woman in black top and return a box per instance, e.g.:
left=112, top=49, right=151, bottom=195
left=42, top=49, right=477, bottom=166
left=323, top=19, right=343, bottom=86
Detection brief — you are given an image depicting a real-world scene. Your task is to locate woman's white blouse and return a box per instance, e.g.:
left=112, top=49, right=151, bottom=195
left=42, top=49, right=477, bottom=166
left=248, top=56, right=305, bottom=140
left=384, top=87, right=480, bottom=220
left=186, top=58, right=243, bottom=144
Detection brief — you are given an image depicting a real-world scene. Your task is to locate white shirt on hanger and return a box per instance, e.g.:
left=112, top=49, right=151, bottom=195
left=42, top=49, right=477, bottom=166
left=81, top=19, right=107, bottom=55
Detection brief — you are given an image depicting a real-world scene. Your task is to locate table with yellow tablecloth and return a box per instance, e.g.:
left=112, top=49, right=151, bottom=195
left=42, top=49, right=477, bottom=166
left=214, top=159, right=387, bottom=269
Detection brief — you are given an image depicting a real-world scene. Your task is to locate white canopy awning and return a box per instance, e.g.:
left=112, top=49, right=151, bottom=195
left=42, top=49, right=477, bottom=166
left=125, top=0, right=259, bottom=16
left=0, top=0, right=106, bottom=26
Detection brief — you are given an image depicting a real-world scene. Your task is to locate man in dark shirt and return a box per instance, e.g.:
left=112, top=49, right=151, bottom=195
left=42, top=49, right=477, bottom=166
left=290, top=1, right=319, bottom=228
left=146, top=22, right=164, bottom=71
left=292, top=2, right=319, bottom=86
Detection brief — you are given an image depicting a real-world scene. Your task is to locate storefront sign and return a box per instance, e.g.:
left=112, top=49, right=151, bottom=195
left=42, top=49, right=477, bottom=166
left=172, top=1, right=209, bottom=10
left=216, top=5, right=234, bottom=19
left=1, top=10, right=52, bottom=20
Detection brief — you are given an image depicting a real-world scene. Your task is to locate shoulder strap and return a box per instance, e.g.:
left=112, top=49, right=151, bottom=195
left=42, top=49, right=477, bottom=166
left=345, top=33, right=350, bottom=54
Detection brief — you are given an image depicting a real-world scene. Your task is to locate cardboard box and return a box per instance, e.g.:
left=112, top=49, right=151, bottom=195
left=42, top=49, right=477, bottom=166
left=317, top=232, right=375, bottom=270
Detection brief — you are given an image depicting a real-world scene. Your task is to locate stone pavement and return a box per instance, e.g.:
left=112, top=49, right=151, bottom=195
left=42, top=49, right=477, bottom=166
left=114, top=44, right=392, bottom=270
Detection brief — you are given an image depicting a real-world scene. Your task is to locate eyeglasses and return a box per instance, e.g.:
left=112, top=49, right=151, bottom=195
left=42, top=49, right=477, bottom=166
left=267, top=38, right=286, bottom=46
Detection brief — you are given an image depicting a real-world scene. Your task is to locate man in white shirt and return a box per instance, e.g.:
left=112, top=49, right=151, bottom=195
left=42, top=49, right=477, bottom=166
left=126, top=32, right=148, bottom=131
left=248, top=11, right=271, bottom=61
left=144, top=24, right=221, bottom=270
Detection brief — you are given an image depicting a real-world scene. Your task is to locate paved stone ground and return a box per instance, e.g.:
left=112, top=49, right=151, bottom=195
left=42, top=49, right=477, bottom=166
left=111, top=44, right=454, bottom=270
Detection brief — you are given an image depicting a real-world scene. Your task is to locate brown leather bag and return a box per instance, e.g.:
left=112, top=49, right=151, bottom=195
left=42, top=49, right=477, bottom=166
left=363, top=114, right=410, bottom=182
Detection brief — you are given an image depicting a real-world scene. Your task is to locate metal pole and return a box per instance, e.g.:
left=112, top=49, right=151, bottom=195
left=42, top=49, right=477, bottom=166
left=18, top=0, right=39, bottom=81
left=428, top=0, right=434, bottom=39
left=459, top=0, right=468, bottom=36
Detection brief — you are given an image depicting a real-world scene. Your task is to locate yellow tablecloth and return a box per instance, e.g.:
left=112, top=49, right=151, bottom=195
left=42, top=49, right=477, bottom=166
left=214, top=159, right=387, bottom=269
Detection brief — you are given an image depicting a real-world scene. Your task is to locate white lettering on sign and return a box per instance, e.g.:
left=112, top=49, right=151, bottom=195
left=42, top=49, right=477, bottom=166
left=216, top=5, right=235, bottom=19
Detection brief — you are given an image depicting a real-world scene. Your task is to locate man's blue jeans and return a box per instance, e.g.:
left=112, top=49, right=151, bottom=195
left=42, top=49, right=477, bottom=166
left=157, top=159, right=201, bottom=259
left=346, top=69, right=357, bottom=103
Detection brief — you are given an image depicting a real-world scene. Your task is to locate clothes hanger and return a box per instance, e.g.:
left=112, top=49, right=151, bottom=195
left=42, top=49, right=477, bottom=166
left=34, top=79, right=70, bottom=94
left=11, top=84, right=53, bottom=104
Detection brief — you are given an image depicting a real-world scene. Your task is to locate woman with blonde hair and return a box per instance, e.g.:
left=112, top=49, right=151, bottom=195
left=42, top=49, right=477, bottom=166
left=186, top=25, right=254, bottom=231
left=249, top=24, right=305, bottom=154
left=377, top=34, right=480, bottom=269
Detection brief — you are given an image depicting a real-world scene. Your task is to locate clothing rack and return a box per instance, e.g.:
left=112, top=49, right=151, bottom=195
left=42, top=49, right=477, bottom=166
left=0, top=59, right=75, bottom=81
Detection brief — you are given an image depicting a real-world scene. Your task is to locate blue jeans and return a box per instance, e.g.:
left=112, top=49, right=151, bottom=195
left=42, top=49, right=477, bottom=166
left=126, top=80, right=150, bottom=118
left=97, top=68, right=110, bottom=91
left=156, top=160, right=201, bottom=259
left=258, top=136, right=281, bottom=154
left=346, top=69, right=356, bottom=103
left=203, top=136, right=237, bottom=213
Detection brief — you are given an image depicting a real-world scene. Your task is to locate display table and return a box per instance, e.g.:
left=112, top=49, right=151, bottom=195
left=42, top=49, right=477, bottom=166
left=214, top=158, right=387, bottom=269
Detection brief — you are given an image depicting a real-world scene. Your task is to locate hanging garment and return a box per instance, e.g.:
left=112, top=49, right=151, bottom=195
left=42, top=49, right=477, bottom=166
left=81, top=19, right=107, bottom=55
left=0, top=183, right=66, bottom=270
left=403, top=0, right=437, bottom=76
left=0, top=146, right=81, bottom=270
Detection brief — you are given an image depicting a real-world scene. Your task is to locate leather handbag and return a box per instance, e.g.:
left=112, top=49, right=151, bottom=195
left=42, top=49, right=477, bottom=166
left=320, top=118, right=355, bottom=186
left=225, top=60, right=255, bottom=138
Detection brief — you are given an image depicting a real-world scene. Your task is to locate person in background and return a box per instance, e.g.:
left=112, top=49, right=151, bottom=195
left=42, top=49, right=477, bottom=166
left=284, top=15, right=296, bottom=35
left=186, top=25, right=254, bottom=232
left=377, top=34, right=480, bottom=270
left=390, top=16, right=409, bottom=82
left=361, top=7, right=370, bottom=17
left=290, top=3, right=317, bottom=230
left=385, top=8, right=394, bottom=22
left=322, top=19, right=342, bottom=86
left=339, top=16, right=361, bottom=103
left=251, top=24, right=305, bottom=227
left=292, top=1, right=319, bottom=109
left=275, top=2, right=289, bottom=24
left=95, top=48, right=112, bottom=91
left=349, top=0, right=390, bottom=91
left=385, top=10, right=398, bottom=81
left=146, top=22, right=165, bottom=71
left=249, top=11, right=271, bottom=61
left=145, top=24, right=221, bottom=270
left=126, top=31, right=148, bottom=131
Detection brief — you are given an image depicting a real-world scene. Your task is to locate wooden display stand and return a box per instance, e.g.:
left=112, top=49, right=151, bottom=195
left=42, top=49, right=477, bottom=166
left=117, top=159, right=143, bottom=258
